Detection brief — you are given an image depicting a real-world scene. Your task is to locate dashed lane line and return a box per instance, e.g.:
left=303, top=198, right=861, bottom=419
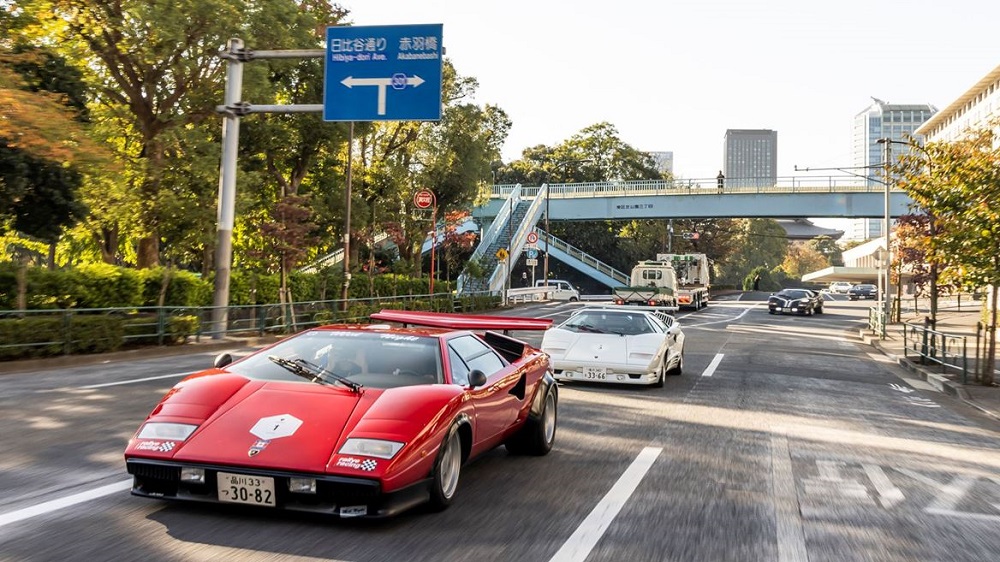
left=549, top=447, right=662, bottom=562
left=0, top=479, right=133, bottom=528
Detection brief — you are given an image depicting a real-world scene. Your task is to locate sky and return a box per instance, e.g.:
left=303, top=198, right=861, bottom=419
left=343, top=0, right=1000, bottom=229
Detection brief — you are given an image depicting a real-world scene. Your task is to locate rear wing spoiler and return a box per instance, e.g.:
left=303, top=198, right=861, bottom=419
left=370, top=309, right=553, bottom=333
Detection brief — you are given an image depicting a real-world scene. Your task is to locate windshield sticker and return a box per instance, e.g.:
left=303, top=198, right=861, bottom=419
left=250, top=414, right=303, bottom=440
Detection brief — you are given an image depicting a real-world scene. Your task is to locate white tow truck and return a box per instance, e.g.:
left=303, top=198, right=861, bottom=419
left=612, top=260, right=679, bottom=310
left=656, top=253, right=711, bottom=310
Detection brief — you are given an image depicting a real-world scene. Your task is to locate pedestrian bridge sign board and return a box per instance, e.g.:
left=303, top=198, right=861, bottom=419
left=324, top=24, right=443, bottom=122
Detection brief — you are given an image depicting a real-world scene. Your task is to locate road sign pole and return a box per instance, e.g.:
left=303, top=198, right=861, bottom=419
left=211, top=38, right=245, bottom=339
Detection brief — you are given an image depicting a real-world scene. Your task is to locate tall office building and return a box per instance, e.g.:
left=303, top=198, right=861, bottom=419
left=849, top=98, right=936, bottom=240
left=723, top=129, right=777, bottom=188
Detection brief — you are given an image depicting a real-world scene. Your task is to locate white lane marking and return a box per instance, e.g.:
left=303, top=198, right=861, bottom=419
left=685, top=303, right=760, bottom=328
left=79, top=371, right=196, bottom=389
left=701, top=353, right=724, bottom=377
left=925, top=508, right=1000, bottom=522
left=549, top=447, right=662, bottom=562
left=771, top=434, right=808, bottom=562
left=863, top=464, right=905, bottom=508
left=0, top=479, right=132, bottom=528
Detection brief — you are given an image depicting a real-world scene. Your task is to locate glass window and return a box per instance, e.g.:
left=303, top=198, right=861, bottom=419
left=449, top=335, right=505, bottom=379
left=449, top=347, right=471, bottom=386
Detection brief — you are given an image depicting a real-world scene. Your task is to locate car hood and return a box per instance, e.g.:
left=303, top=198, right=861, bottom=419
left=129, top=375, right=379, bottom=473
left=543, top=329, right=664, bottom=366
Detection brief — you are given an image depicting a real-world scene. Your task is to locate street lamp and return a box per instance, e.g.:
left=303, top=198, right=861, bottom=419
left=878, top=137, right=938, bottom=326
left=874, top=246, right=886, bottom=338
left=875, top=138, right=895, bottom=332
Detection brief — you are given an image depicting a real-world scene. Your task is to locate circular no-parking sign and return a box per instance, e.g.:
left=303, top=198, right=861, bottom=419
left=413, top=189, right=435, bottom=209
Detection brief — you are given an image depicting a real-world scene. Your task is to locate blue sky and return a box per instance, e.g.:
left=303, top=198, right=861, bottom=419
left=344, top=1, right=999, bottom=231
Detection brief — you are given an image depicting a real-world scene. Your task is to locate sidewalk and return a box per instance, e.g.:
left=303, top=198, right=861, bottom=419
left=857, top=309, right=1000, bottom=421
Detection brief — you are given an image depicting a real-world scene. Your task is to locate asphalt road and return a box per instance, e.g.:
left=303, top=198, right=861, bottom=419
left=2, top=294, right=1000, bottom=562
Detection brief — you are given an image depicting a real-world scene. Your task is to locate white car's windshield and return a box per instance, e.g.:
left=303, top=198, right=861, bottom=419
left=561, top=311, right=654, bottom=335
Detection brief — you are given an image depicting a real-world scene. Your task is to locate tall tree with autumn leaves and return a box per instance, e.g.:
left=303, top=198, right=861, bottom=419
left=893, top=123, right=1000, bottom=384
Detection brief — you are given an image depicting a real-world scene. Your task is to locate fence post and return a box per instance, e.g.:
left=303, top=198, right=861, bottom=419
left=920, top=317, right=930, bottom=364
left=975, top=322, right=982, bottom=384
left=157, top=307, right=166, bottom=346
left=62, top=309, right=72, bottom=356
left=961, top=337, right=968, bottom=384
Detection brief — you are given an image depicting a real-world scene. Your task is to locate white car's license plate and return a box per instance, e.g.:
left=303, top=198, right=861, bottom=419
left=583, top=367, right=607, bottom=379
left=217, top=472, right=276, bottom=507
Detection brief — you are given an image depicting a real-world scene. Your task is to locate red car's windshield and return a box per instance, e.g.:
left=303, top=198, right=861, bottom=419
left=230, top=330, right=444, bottom=388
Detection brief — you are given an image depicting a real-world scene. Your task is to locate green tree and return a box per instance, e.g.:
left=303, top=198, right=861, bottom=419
left=716, top=219, right=788, bottom=285
left=781, top=243, right=829, bottom=280
left=895, top=123, right=1000, bottom=384
left=809, top=235, right=843, bottom=267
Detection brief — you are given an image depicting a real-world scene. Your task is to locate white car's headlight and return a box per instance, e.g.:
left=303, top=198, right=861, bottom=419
left=339, top=438, right=405, bottom=460
left=137, top=422, right=198, bottom=441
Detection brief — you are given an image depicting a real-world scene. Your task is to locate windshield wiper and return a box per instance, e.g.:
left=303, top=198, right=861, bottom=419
left=268, top=355, right=362, bottom=393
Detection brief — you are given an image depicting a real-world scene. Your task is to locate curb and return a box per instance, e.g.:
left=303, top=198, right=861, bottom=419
left=857, top=328, right=998, bottom=421
left=0, top=335, right=283, bottom=376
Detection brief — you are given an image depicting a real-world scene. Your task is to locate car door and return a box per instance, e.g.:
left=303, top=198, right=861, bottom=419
left=447, top=335, right=520, bottom=447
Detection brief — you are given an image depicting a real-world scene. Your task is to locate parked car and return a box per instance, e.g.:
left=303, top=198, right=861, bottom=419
left=848, top=284, right=879, bottom=300
left=535, top=279, right=580, bottom=301
left=125, top=310, right=557, bottom=519
left=768, top=288, right=824, bottom=315
left=828, top=282, right=853, bottom=294
left=541, top=307, right=684, bottom=387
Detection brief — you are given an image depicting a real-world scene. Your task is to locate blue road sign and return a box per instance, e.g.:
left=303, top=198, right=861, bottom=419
left=324, top=24, right=443, bottom=122
left=526, top=248, right=539, bottom=259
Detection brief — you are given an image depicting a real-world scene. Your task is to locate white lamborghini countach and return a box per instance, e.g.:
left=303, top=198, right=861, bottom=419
left=541, top=308, right=685, bottom=387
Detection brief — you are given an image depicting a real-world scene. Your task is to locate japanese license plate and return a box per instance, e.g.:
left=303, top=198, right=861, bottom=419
left=217, top=472, right=276, bottom=507
left=583, top=366, right=607, bottom=379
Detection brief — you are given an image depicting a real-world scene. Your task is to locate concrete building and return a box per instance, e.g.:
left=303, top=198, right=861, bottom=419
left=915, top=63, right=1000, bottom=142
left=849, top=98, right=936, bottom=240
left=723, top=129, right=777, bottom=188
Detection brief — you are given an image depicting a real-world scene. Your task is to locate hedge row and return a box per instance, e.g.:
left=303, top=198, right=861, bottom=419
left=0, top=294, right=501, bottom=361
left=0, top=263, right=455, bottom=311
left=0, top=313, right=203, bottom=361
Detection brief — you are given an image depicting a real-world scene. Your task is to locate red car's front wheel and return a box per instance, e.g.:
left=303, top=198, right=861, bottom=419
left=428, top=424, right=463, bottom=510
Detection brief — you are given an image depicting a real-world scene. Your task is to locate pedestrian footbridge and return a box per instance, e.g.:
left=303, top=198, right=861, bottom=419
left=459, top=176, right=911, bottom=295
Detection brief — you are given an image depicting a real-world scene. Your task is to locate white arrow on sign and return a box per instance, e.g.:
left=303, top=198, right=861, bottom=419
left=340, top=75, right=425, bottom=116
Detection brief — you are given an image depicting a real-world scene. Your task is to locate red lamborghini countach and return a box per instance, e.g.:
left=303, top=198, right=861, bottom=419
left=124, top=310, right=556, bottom=518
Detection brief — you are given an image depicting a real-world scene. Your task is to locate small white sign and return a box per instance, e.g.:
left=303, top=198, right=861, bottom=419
left=526, top=258, right=538, bottom=266
left=250, top=414, right=303, bottom=440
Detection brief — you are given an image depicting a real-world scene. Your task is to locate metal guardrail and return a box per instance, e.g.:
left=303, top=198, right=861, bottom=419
left=868, top=306, right=887, bottom=339
left=902, top=320, right=970, bottom=383
left=0, top=292, right=477, bottom=358
left=491, top=176, right=899, bottom=198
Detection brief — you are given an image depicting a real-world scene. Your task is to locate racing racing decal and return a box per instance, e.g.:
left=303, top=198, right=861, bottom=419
left=336, top=457, right=378, bottom=471
left=250, top=414, right=303, bottom=440
left=135, top=440, right=176, bottom=452
left=248, top=439, right=270, bottom=457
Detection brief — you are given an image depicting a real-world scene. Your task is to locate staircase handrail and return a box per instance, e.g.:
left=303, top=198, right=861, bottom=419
left=300, top=231, right=390, bottom=273
left=485, top=185, right=547, bottom=293
left=457, top=184, right=522, bottom=293
left=537, top=229, right=630, bottom=285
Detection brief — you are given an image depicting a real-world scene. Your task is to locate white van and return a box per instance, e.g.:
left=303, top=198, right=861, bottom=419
left=535, top=279, right=580, bottom=301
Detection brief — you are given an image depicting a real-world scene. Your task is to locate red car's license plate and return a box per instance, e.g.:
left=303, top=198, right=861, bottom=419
left=217, top=472, right=276, bottom=507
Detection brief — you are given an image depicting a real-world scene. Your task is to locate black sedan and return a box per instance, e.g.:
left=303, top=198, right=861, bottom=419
left=768, top=288, right=824, bottom=315
left=848, top=284, right=879, bottom=300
